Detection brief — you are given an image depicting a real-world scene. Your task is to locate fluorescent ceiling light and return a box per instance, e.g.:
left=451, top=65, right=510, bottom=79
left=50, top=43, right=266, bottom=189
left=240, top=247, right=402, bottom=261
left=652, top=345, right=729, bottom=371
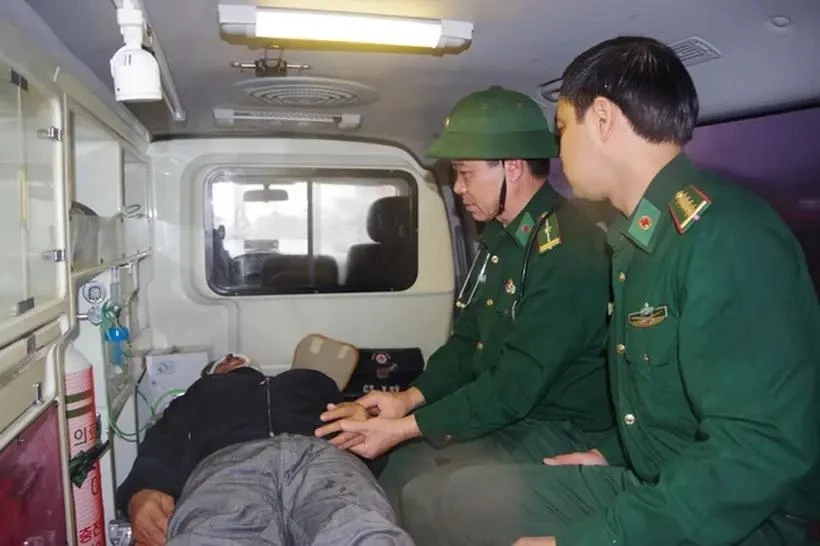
left=218, top=5, right=473, bottom=49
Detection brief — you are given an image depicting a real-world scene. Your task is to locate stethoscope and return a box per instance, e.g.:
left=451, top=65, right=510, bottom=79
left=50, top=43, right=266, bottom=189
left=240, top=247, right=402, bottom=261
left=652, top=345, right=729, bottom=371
left=455, top=209, right=553, bottom=321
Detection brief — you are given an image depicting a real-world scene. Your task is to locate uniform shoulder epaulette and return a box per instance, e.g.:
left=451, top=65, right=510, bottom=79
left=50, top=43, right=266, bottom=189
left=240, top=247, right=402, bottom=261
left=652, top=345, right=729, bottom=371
left=668, top=184, right=711, bottom=234
left=536, top=211, right=561, bottom=254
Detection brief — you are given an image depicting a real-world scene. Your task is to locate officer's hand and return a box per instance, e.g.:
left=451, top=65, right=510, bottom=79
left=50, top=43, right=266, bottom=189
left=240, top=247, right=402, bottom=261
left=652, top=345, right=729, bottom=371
left=513, top=537, right=556, bottom=546
left=129, top=489, right=175, bottom=546
left=543, top=449, right=608, bottom=466
left=316, top=415, right=420, bottom=459
left=355, top=388, right=422, bottom=419
left=319, top=402, right=369, bottom=450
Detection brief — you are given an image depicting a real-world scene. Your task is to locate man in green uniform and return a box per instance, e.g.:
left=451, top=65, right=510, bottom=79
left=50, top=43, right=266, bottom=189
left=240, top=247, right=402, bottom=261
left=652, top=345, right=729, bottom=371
left=420, top=36, right=820, bottom=546
left=315, top=85, right=614, bottom=527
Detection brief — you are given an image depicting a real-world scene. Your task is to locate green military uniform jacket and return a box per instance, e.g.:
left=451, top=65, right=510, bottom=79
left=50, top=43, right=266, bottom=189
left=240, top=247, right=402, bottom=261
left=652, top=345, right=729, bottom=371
left=559, top=154, right=820, bottom=545
left=412, top=183, right=614, bottom=444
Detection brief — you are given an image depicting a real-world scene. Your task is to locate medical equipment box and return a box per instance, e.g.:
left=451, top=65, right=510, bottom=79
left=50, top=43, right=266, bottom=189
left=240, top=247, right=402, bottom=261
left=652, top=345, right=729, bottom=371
left=140, top=346, right=212, bottom=411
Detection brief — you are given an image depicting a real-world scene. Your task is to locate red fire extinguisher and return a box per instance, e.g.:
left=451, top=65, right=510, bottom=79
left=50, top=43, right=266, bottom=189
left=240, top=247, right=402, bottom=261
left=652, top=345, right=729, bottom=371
left=64, top=344, right=106, bottom=546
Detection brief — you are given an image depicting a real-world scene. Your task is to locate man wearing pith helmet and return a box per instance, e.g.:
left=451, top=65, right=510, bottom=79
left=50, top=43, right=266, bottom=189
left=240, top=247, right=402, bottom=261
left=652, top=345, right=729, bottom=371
left=316, top=84, right=615, bottom=531
left=426, top=36, right=820, bottom=546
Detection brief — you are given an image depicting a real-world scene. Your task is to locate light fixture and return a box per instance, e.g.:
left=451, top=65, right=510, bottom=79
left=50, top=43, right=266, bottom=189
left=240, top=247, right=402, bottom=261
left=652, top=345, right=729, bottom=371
left=214, top=108, right=362, bottom=130
left=109, top=0, right=186, bottom=121
left=218, top=5, right=473, bottom=50
left=109, top=2, right=161, bottom=102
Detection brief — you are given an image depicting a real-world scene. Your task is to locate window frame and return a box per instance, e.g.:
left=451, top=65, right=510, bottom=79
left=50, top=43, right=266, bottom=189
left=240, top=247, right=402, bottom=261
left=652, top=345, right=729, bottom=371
left=203, top=165, right=419, bottom=297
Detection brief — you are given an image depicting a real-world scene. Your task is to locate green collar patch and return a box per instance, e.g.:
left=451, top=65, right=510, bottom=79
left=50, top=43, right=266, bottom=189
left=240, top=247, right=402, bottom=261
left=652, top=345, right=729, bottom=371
left=627, top=198, right=661, bottom=249
left=536, top=212, right=561, bottom=253
left=514, top=211, right=535, bottom=246
left=669, top=184, right=712, bottom=234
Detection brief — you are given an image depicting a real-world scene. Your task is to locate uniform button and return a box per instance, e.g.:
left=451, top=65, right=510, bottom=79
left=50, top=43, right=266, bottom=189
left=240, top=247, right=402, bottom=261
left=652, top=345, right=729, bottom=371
left=476, top=341, right=484, bottom=351
left=486, top=298, right=494, bottom=307
left=617, top=272, right=626, bottom=282
left=443, top=434, right=453, bottom=444
left=616, top=343, right=626, bottom=354
left=642, top=353, right=650, bottom=363
left=624, top=413, right=636, bottom=426
left=491, top=255, right=500, bottom=264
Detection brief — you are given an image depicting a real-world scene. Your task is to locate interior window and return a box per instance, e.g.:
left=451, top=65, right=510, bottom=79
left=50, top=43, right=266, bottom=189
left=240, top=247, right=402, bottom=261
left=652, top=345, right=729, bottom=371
left=205, top=169, right=418, bottom=295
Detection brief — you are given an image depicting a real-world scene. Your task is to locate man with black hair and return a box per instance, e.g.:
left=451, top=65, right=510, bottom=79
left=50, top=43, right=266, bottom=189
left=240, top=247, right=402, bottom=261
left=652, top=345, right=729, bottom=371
left=316, top=86, right=614, bottom=531
left=118, top=355, right=412, bottom=546
left=420, top=36, right=820, bottom=546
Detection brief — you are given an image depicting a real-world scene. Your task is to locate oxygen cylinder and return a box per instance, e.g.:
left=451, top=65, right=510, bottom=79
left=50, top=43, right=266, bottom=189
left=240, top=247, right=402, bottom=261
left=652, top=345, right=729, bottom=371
left=64, top=344, right=106, bottom=545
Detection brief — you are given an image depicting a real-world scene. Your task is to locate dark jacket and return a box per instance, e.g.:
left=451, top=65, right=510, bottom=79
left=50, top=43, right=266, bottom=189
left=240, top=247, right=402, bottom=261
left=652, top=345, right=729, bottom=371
left=116, top=368, right=383, bottom=514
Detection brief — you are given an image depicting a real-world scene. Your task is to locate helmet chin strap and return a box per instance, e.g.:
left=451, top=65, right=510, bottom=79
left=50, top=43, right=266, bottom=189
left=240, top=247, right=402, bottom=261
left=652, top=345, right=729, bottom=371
left=494, top=160, right=507, bottom=220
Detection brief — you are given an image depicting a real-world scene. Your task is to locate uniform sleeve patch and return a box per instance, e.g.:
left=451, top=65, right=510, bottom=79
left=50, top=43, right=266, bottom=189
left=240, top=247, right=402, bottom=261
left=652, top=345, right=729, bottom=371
left=669, top=184, right=711, bottom=234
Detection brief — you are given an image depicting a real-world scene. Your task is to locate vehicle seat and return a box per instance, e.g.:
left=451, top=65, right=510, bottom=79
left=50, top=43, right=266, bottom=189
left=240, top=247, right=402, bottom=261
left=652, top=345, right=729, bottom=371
left=346, top=196, right=416, bottom=291
left=260, top=254, right=339, bottom=291
left=211, top=225, right=233, bottom=286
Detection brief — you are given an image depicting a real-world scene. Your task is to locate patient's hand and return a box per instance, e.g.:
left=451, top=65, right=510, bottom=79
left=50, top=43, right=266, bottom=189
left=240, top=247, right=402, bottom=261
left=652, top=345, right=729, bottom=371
left=325, top=401, right=370, bottom=421
left=129, top=489, right=175, bottom=546
left=319, top=402, right=370, bottom=450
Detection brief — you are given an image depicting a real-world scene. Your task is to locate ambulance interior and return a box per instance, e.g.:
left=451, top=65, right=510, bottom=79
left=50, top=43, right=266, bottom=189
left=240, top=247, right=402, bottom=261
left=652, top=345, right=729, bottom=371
left=0, top=0, right=818, bottom=543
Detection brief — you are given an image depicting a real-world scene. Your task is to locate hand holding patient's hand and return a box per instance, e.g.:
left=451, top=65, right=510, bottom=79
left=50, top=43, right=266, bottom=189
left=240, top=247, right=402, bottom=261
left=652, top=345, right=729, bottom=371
left=129, top=489, right=175, bottom=546
left=318, top=402, right=370, bottom=450
left=355, top=390, right=418, bottom=419
left=543, top=448, right=608, bottom=466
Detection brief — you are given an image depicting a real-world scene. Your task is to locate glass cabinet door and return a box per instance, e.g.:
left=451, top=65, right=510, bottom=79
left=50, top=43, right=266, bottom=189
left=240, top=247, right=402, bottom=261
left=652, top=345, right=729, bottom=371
left=20, top=73, right=61, bottom=309
left=123, top=150, right=151, bottom=256
left=0, top=65, right=26, bottom=319
left=0, top=65, right=61, bottom=323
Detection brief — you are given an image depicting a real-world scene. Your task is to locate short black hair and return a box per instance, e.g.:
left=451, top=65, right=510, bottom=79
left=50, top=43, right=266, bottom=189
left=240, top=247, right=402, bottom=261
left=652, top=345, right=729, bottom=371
left=486, top=159, right=551, bottom=179
left=560, top=36, right=699, bottom=145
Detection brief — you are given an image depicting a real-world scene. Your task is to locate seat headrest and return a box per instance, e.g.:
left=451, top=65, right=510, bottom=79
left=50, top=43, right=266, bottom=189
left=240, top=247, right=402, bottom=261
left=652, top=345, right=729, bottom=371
left=366, top=196, right=411, bottom=245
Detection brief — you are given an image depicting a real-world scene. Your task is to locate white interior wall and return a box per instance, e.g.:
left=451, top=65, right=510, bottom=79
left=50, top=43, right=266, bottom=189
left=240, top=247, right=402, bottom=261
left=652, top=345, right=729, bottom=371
left=147, top=138, right=455, bottom=372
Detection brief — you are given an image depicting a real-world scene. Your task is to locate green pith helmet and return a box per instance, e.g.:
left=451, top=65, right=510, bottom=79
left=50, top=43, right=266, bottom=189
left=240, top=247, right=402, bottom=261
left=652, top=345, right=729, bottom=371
left=427, top=85, right=559, bottom=160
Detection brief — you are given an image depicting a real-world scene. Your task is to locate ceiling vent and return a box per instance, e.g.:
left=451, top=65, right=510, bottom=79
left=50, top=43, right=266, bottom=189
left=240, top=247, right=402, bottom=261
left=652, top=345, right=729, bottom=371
left=232, top=77, right=379, bottom=108
left=214, top=107, right=362, bottom=131
left=537, top=36, right=721, bottom=104
left=669, top=36, right=722, bottom=67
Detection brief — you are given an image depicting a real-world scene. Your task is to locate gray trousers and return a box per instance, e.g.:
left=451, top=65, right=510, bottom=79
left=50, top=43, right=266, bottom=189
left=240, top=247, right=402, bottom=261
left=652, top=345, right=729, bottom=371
left=166, top=435, right=415, bottom=546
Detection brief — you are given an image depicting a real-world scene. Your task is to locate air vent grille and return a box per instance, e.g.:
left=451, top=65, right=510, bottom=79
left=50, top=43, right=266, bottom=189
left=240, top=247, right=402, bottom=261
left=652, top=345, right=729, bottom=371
left=669, top=36, right=722, bottom=67
left=232, top=77, right=379, bottom=108
left=537, top=36, right=721, bottom=103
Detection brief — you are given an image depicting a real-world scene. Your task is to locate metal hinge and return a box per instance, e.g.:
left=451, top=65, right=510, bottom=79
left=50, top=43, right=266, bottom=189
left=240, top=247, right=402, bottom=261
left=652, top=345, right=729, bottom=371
left=37, top=126, right=63, bottom=141
left=9, top=69, right=28, bottom=91
left=16, top=298, right=34, bottom=316
left=41, top=248, right=66, bottom=262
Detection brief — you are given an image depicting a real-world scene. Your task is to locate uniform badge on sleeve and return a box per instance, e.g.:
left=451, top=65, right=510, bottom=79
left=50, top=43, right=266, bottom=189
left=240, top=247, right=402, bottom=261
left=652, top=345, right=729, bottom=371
left=669, top=185, right=711, bottom=234
left=627, top=303, right=668, bottom=328
left=537, top=213, right=561, bottom=254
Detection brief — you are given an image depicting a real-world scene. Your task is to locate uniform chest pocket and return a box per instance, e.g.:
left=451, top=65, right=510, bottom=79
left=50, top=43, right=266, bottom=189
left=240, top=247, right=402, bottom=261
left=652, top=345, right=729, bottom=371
left=624, top=307, right=678, bottom=369
left=481, top=280, right=517, bottom=320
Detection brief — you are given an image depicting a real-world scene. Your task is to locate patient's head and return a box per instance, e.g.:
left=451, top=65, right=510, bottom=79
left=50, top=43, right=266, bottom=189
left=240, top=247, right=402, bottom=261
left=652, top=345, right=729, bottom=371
left=201, top=353, right=259, bottom=376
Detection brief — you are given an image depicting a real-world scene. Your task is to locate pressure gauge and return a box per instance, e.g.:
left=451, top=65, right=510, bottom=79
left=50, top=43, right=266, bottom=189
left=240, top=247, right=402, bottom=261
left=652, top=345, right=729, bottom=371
left=81, top=281, right=107, bottom=305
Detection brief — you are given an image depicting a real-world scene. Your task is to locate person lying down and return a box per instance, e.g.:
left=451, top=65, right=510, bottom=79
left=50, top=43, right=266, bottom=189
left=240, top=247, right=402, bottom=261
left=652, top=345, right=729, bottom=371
left=116, top=353, right=414, bottom=546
